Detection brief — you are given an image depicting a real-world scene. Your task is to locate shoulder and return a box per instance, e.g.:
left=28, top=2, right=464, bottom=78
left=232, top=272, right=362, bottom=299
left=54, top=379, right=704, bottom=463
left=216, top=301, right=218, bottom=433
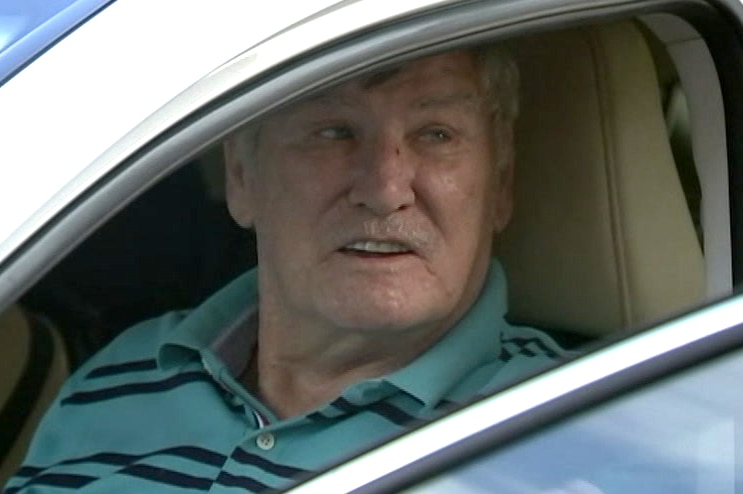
left=76, top=310, right=190, bottom=378
left=41, top=311, right=191, bottom=422
left=482, top=322, right=567, bottom=393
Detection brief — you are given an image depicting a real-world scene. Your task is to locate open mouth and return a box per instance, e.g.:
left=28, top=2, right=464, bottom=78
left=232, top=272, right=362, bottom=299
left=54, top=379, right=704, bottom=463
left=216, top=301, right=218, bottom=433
left=339, top=240, right=413, bottom=257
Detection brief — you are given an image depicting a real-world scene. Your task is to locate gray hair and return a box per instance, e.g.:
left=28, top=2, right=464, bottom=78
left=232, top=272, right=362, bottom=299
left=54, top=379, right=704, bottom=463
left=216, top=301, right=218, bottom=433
left=474, top=45, right=520, bottom=170
left=232, top=46, right=519, bottom=169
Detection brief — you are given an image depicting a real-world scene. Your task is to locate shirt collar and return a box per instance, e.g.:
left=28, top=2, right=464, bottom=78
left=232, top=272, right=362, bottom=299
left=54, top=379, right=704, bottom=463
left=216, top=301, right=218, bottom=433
left=383, top=260, right=509, bottom=409
left=157, top=268, right=259, bottom=375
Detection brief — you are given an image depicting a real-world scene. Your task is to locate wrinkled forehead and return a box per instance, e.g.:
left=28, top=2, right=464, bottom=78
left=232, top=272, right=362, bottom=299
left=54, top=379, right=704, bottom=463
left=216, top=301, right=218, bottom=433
left=273, top=51, right=488, bottom=120
left=357, top=50, right=483, bottom=90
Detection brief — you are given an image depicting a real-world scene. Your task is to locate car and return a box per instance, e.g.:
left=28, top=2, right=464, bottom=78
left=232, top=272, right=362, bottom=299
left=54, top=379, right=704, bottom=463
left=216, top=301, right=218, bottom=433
left=1, top=0, right=742, bottom=492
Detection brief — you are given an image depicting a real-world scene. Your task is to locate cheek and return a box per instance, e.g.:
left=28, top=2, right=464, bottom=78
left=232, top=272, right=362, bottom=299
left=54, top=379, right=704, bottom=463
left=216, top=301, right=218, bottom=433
left=425, top=166, right=498, bottom=267
left=250, top=150, right=345, bottom=243
left=268, top=141, right=348, bottom=190
left=244, top=158, right=293, bottom=237
left=251, top=147, right=307, bottom=207
left=430, top=159, right=496, bottom=220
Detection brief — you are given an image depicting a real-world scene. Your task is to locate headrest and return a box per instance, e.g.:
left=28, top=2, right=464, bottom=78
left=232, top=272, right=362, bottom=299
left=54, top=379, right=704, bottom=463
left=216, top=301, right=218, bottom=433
left=497, top=21, right=704, bottom=336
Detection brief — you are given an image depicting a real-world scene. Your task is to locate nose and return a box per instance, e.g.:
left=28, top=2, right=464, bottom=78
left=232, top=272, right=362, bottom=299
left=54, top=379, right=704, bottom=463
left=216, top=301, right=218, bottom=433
left=348, top=132, right=416, bottom=216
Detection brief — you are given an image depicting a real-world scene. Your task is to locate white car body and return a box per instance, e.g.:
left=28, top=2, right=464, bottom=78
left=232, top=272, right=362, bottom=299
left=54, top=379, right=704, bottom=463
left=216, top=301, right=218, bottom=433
left=2, top=0, right=743, bottom=491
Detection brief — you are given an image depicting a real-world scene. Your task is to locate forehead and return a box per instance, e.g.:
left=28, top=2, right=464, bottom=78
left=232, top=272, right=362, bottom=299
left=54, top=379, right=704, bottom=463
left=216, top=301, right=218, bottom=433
left=304, top=50, right=485, bottom=108
left=361, top=51, right=481, bottom=89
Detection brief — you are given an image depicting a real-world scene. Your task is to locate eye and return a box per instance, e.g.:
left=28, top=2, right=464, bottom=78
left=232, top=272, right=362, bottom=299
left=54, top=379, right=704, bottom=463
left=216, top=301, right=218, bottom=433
left=419, top=128, right=453, bottom=143
left=317, top=125, right=354, bottom=140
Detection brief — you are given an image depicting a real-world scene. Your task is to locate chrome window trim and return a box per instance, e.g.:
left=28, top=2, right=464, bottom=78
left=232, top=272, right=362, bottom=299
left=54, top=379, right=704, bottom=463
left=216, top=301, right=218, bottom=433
left=287, top=295, right=743, bottom=493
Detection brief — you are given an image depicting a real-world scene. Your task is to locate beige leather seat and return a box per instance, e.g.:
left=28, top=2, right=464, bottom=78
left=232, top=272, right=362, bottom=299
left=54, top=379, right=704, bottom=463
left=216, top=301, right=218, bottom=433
left=0, top=305, right=69, bottom=485
left=498, top=21, right=705, bottom=337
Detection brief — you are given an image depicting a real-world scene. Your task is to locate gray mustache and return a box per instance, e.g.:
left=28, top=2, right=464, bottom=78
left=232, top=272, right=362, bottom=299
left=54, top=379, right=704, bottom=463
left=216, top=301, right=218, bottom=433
left=337, top=218, right=437, bottom=252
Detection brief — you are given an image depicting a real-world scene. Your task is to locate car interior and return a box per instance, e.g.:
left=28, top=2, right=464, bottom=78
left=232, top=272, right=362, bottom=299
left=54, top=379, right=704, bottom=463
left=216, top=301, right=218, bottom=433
left=0, top=13, right=724, bottom=487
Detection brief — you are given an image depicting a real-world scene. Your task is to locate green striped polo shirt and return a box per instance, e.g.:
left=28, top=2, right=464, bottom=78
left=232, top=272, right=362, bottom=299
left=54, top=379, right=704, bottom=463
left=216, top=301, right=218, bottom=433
left=6, top=260, right=564, bottom=493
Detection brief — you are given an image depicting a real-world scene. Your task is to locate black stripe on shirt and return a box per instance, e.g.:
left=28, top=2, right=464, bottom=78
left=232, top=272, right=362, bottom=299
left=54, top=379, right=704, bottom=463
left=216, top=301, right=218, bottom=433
left=60, top=371, right=212, bottom=405
left=305, top=411, right=329, bottom=422
left=498, top=346, right=514, bottom=363
left=118, top=463, right=213, bottom=491
left=502, top=336, right=561, bottom=359
left=85, top=358, right=158, bottom=379
left=368, top=401, right=418, bottom=427
left=14, top=446, right=227, bottom=482
left=15, top=465, right=43, bottom=477
left=162, top=445, right=227, bottom=467
left=230, top=449, right=310, bottom=479
left=14, top=452, right=139, bottom=479
left=332, top=397, right=417, bottom=427
left=216, top=471, right=272, bottom=493
left=433, top=399, right=459, bottom=413
left=330, top=396, right=360, bottom=414
left=6, top=472, right=98, bottom=493
left=303, top=407, right=349, bottom=421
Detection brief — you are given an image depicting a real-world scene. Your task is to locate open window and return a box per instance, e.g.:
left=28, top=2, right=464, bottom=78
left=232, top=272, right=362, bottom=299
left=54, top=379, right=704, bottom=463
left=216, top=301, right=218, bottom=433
left=3, top=0, right=743, bottom=489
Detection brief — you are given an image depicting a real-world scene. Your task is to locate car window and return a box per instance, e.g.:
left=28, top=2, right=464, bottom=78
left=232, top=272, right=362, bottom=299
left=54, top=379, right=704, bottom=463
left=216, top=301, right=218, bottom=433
left=4, top=6, right=724, bottom=364
left=407, top=346, right=743, bottom=494
left=19, top=18, right=705, bottom=362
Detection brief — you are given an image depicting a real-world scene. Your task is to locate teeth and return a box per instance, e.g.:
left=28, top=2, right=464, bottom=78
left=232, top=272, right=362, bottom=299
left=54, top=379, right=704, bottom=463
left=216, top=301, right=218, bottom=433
left=345, top=240, right=410, bottom=253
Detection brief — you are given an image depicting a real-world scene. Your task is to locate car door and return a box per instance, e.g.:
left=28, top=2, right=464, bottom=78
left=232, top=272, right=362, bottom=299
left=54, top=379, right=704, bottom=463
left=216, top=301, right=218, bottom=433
left=2, top=0, right=743, bottom=491
left=286, top=294, right=743, bottom=493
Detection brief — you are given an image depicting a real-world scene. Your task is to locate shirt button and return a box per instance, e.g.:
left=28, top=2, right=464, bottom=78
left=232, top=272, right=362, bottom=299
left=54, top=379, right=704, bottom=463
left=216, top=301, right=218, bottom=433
left=256, top=432, right=275, bottom=450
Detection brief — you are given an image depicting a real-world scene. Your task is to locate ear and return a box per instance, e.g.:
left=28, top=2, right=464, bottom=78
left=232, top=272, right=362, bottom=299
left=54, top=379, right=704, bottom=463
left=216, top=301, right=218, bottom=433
left=492, top=125, right=515, bottom=234
left=223, top=134, right=255, bottom=229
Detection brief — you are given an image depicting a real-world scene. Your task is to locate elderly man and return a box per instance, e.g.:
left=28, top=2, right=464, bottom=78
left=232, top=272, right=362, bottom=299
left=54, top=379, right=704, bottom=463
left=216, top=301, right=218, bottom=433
left=6, top=48, right=563, bottom=493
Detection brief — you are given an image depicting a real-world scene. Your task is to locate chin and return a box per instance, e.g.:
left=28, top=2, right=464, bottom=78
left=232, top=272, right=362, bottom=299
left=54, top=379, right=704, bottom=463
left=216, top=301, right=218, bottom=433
left=322, top=295, right=449, bottom=334
left=313, top=275, right=462, bottom=332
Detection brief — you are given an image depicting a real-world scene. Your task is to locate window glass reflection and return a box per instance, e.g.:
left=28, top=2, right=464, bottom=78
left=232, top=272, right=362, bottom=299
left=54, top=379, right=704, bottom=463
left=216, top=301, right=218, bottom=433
left=409, top=348, right=743, bottom=494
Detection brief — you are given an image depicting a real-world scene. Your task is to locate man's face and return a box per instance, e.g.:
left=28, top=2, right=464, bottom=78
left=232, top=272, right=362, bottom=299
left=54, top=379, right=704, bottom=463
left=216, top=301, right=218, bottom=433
left=225, top=51, right=514, bottom=336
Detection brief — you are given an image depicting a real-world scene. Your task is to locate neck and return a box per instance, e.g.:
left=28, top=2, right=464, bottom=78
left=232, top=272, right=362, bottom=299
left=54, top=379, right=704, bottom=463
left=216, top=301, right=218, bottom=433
left=243, top=320, right=448, bottom=419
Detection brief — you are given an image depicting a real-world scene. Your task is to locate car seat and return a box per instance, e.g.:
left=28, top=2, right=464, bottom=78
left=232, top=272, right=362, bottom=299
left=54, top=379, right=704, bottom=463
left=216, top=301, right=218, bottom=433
left=0, top=305, right=69, bottom=485
left=497, top=21, right=705, bottom=338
